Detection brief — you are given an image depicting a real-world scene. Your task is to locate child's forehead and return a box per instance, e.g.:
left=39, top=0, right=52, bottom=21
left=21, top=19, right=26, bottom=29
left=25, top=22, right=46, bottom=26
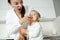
left=30, top=11, right=38, bottom=15
left=29, top=10, right=40, bottom=17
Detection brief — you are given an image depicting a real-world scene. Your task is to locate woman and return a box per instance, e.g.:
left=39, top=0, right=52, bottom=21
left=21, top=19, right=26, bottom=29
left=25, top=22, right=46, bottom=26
left=6, top=0, right=29, bottom=40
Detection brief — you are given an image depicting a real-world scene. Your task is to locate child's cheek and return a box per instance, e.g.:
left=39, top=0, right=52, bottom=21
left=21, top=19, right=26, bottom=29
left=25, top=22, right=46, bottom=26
left=33, top=17, right=36, bottom=21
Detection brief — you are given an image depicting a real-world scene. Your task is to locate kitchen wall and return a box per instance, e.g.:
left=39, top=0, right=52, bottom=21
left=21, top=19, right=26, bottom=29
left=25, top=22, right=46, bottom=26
left=23, top=0, right=56, bottom=18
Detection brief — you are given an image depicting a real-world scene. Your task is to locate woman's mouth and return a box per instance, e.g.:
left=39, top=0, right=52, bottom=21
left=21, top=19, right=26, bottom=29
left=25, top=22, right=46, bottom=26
left=18, top=9, right=21, bottom=11
left=18, top=9, right=22, bottom=12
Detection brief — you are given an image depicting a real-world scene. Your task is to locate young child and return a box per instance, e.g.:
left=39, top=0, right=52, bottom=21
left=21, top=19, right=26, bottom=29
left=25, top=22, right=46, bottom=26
left=19, top=10, right=43, bottom=40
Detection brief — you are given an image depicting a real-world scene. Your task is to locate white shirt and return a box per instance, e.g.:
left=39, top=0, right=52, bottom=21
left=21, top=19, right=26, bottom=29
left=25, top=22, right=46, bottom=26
left=6, top=9, right=22, bottom=40
left=28, top=22, right=43, bottom=40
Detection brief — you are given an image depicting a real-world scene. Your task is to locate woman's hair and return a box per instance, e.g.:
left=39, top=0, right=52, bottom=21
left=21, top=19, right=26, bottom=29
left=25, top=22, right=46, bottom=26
left=8, top=0, right=11, bottom=4
left=21, top=6, right=25, bottom=18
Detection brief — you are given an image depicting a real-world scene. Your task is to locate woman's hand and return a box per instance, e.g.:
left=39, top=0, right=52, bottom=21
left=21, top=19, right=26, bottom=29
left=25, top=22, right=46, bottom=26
left=19, top=16, right=30, bottom=24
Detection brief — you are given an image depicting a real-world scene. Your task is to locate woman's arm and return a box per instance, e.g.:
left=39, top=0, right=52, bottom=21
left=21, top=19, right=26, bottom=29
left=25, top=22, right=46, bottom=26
left=19, top=16, right=30, bottom=24
left=10, top=16, right=29, bottom=34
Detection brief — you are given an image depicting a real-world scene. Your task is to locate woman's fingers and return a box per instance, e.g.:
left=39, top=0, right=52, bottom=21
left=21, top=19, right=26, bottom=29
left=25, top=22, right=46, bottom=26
left=19, top=16, right=30, bottom=24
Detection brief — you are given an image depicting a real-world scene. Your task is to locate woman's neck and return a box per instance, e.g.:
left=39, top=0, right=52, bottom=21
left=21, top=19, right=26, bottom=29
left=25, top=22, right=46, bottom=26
left=14, top=10, right=22, bottom=19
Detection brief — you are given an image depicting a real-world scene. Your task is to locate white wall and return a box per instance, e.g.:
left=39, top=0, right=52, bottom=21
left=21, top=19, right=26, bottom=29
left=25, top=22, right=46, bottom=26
left=23, top=0, right=56, bottom=18
left=0, top=0, right=12, bottom=24
left=0, top=0, right=8, bottom=21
